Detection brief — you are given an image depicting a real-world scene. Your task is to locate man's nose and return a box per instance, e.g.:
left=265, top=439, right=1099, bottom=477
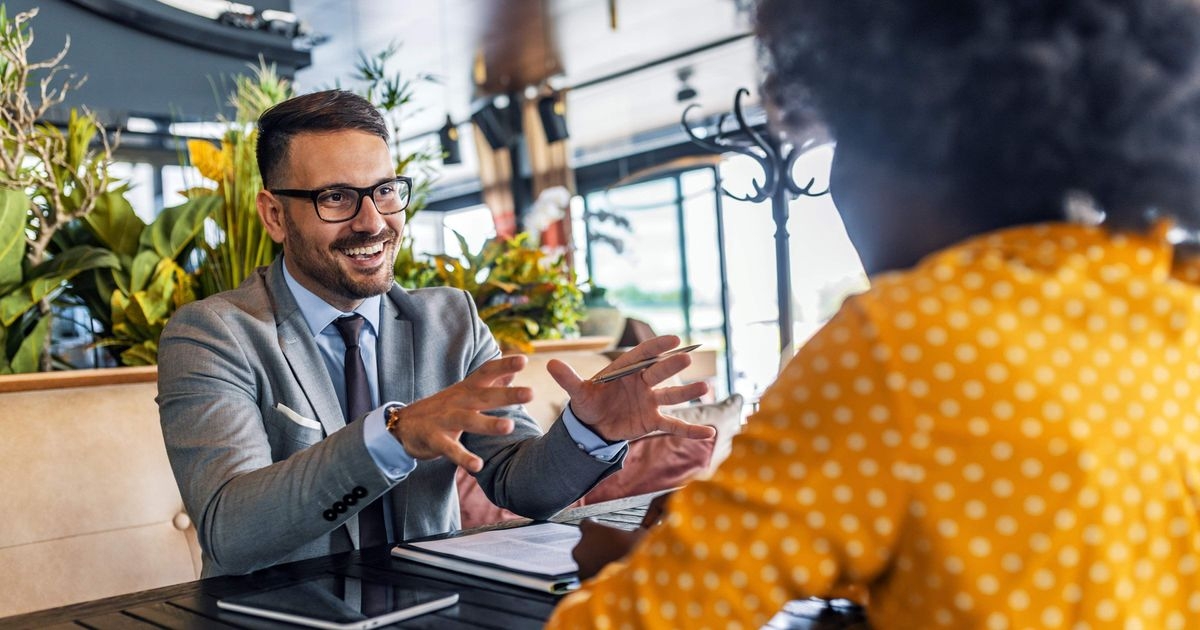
left=350, top=195, right=386, bottom=233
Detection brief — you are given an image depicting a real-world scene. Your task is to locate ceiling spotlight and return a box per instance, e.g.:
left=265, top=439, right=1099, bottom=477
left=439, top=115, right=462, bottom=165
left=676, top=66, right=697, bottom=103
left=537, top=91, right=569, bottom=143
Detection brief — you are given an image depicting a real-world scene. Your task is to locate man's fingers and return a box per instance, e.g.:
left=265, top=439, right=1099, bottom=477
left=654, top=414, right=717, bottom=440
left=412, top=409, right=514, bottom=436
left=636, top=353, right=693, bottom=386
left=547, top=359, right=584, bottom=393
left=653, top=382, right=710, bottom=407
left=470, top=354, right=528, bottom=385
left=606, top=335, right=680, bottom=370
left=437, top=437, right=484, bottom=472
left=460, top=412, right=514, bottom=436
left=463, top=385, right=534, bottom=409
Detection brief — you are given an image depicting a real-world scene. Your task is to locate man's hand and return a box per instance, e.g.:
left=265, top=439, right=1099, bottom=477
left=548, top=335, right=715, bottom=442
left=386, top=355, right=531, bottom=473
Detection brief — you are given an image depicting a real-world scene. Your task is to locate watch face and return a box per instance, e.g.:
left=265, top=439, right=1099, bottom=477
left=385, top=404, right=404, bottom=430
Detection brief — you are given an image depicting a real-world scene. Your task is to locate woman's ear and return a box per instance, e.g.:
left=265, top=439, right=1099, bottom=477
left=256, top=190, right=288, bottom=244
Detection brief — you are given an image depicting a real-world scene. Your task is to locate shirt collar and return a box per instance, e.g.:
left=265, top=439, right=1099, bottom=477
left=281, top=259, right=382, bottom=338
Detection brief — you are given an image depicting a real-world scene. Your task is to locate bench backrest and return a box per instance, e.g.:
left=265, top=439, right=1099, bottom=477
left=0, top=367, right=200, bottom=618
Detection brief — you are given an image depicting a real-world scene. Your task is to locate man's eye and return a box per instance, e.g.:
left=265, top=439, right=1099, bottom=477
left=319, top=190, right=347, bottom=204
left=377, top=184, right=395, bottom=197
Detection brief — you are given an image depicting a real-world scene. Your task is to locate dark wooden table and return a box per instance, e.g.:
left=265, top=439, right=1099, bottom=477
left=0, top=493, right=868, bottom=629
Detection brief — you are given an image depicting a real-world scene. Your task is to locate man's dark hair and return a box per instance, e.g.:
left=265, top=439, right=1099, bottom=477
left=756, top=0, right=1200, bottom=228
left=256, top=89, right=389, bottom=188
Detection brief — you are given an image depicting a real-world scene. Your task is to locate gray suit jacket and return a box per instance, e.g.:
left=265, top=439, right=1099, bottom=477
left=158, top=259, right=623, bottom=576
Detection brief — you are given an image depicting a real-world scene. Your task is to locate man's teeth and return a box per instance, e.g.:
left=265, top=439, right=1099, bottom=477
left=341, top=242, right=384, bottom=257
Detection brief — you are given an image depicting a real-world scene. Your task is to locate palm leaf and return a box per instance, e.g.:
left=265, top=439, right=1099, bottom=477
left=0, top=246, right=119, bottom=326
left=82, top=187, right=144, bottom=258
left=142, top=195, right=214, bottom=261
left=7, top=313, right=49, bottom=374
left=0, top=188, right=26, bottom=294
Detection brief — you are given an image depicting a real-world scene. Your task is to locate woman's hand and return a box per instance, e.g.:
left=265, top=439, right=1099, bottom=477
left=572, top=492, right=675, bottom=580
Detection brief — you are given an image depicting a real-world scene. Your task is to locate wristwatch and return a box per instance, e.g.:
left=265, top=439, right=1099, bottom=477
left=384, top=403, right=405, bottom=432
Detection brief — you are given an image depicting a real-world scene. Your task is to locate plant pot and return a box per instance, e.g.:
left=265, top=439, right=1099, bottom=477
left=578, top=305, right=626, bottom=339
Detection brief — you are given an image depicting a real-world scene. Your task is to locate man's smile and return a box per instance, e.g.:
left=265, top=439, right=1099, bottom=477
left=339, top=241, right=386, bottom=258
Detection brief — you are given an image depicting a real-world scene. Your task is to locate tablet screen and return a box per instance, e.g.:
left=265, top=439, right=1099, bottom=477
left=217, top=575, right=458, bottom=630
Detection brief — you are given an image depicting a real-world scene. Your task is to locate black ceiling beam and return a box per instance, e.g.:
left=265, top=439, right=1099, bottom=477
left=567, top=32, right=751, bottom=92
left=63, top=0, right=311, bottom=69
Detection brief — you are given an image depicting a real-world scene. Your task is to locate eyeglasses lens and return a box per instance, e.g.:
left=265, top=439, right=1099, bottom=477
left=315, top=179, right=411, bottom=221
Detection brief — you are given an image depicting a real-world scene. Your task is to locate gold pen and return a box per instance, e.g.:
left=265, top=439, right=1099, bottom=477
left=590, top=344, right=701, bottom=384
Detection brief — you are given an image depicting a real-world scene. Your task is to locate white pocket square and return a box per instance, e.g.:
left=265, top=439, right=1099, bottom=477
left=275, top=403, right=323, bottom=431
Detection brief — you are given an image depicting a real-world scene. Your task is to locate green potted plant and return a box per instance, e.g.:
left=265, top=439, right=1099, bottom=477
left=0, top=7, right=120, bottom=372
left=395, top=232, right=584, bottom=354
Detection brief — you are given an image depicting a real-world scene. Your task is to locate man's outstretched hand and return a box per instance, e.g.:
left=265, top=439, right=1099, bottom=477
left=548, top=335, right=714, bottom=442
left=386, top=355, right=531, bottom=473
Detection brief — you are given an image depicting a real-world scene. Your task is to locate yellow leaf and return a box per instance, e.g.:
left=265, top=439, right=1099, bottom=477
left=188, top=139, right=228, bottom=183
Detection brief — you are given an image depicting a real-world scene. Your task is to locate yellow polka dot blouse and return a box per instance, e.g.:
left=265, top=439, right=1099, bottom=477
left=547, top=223, right=1200, bottom=629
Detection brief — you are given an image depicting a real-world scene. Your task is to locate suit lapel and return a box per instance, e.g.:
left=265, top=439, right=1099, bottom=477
left=379, top=285, right=415, bottom=538
left=265, top=260, right=347, bottom=435
left=379, top=284, right=415, bottom=405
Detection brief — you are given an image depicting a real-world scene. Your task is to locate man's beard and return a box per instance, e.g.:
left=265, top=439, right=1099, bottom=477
left=283, top=218, right=399, bottom=302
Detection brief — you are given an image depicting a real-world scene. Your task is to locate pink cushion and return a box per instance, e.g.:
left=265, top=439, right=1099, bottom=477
left=579, top=432, right=715, bottom=504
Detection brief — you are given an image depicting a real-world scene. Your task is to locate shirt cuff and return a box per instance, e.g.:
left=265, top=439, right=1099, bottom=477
left=363, top=402, right=417, bottom=481
left=561, top=403, right=627, bottom=462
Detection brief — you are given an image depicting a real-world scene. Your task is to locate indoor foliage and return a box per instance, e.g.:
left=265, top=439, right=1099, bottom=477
left=92, top=48, right=439, bottom=366
left=0, top=7, right=119, bottom=372
left=395, top=232, right=584, bottom=354
left=0, top=8, right=582, bottom=370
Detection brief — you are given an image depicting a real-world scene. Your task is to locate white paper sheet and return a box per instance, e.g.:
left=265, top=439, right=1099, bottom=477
left=406, top=522, right=582, bottom=575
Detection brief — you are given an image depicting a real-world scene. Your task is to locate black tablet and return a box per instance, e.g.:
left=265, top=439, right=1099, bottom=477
left=216, top=575, right=458, bottom=630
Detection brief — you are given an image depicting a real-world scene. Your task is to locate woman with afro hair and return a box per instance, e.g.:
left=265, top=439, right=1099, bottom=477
left=548, top=1, right=1200, bottom=628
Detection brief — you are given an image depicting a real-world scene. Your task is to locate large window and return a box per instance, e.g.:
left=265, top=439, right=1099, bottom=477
left=718, top=146, right=866, bottom=398
left=582, top=168, right=732, bottom=396
left=406, top=204, right=496, bottom=259
left=578, top=144, right=866, bottom=401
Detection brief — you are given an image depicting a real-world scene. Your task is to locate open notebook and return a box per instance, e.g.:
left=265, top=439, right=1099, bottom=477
left=392, top=522, right=582, bottom=594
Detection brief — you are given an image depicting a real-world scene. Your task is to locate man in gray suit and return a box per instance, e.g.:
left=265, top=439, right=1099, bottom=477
left=157, top=89, right=713, bottom=577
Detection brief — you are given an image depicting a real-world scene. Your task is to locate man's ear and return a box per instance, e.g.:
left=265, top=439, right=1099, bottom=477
left=256, top=190, right=287, bottom=244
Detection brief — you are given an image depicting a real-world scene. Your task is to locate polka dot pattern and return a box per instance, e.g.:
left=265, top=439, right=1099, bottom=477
left=546, top=223, right=1200, bottom=630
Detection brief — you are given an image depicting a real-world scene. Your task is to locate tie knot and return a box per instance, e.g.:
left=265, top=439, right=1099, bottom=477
left=332, top=314, right=365, bottom=349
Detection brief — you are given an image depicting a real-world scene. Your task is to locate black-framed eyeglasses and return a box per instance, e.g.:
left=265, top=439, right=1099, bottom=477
left=270, top=176, right=413, bottom=223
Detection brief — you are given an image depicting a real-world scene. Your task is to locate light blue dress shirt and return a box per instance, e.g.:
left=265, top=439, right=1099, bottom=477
left=281, top=263, right=624, bottom=483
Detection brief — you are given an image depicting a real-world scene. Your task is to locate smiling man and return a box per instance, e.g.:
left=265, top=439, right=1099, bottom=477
left=156, top=89, right=711, bottom=577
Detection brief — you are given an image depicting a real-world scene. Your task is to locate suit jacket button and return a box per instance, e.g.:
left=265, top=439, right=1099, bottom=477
left=323, top=509, right=337, bottom=521
left=352, top=486, right=368, bottom=498
left=343, top=493, right=358, bottom=506
left=333, top=501, right=347, bottom=513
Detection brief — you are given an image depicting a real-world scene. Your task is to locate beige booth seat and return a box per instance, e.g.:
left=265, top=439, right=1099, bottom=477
left=0, top=367, right=201, bottom=618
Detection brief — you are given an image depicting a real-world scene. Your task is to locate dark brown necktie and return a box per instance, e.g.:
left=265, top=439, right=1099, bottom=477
left=332, top=314, right=389, bottom=547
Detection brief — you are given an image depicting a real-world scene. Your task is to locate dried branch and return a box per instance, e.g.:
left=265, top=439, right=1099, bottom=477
left=0, top=7, right=110, bottom=265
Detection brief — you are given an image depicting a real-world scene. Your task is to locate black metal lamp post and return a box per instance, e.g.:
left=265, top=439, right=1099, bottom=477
left=682, top=88, right=828, bottom=356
